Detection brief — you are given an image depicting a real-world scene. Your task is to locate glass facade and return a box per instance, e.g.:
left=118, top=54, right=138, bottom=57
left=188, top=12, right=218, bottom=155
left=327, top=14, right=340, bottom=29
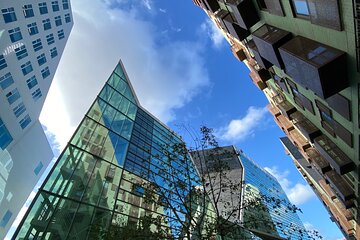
left=240, top=153, right=310, bottom=240
left=13, top=62, right=221, bottom=239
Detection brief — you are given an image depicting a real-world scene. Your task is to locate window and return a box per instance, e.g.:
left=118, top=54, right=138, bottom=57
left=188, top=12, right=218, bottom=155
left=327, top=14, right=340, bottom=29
left=291, top=0, right=309, bottom=17
left=50, top=47, right=58, bottom=58
left=0, top=73, right=14, bottom=90
left=6, top=89, right=20, bottom=104
left=21, top=61, right=33, bottom=75
left=37, top=54, right=47, bottom=66
left=132, top=185, right=145, bottom=196
left=63, top=0, right=69, bottom=10
left=8, top=27, right=22, bottom=43
left=55, top=16, right=62, bottom=26
left=65, top=13, right=71, bottom=23
left=15, top=45, right=28, bottom=60
left=2, top=8, right=17, bottom=23
left=26, top=76, right=38, bottom=89
left=58, top=29, right=65, bottom=39
left=42, top=19, right=51, bottom=30
left=39, top=2, right=48, bottom=15
left=0, top=55, right=6, bottom=70
left=0, top=210, right=12, bottom=228
left=31, top=88, right=42, bottom=101
left=23, top=4, right=34, bottom=18
left=41, top=67, right=50, bottom=79
left=13, top=102, right=26, bottom=118
left=34, top=162, right=43, bottom=175
left=19, top=115, right=31, bottom=129
left=316, top=100, right=335, bottom=135
left=32, top=39, right=43, bottom=52
left=27, top=22, right=39, bottom=35
left=46, top=34, right=55, bottom=45
left=0, top=118, right=13, bottom=149
left=52, top=1, right=60, bottom=12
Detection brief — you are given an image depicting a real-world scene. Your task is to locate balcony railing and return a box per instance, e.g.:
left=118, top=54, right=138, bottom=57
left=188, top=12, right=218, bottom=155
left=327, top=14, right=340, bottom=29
left=267, top=104, right=281, bottom=117
left=273, top=96, right=297, bottom=119
left=225, top=0, right=259, bottom=30
left=325, top=170, right=355, bottom=203
left=305, top=148, right=331, bottom=174
left=279, top=36, right=348, bottom=99
left=249, top=71, right=267, bottom=90
left=290, top=111, right=322, bottom=142
left=219, top=11, right=250, bottom=41
left=252, top=24, right=292, bottom=69
left=288, top=128, right=311, bottom=151
left=313, top=135, right=354, bottom=175
left=247, top=40, right=273, bottom=69
left=231, top=45, right=247, bottom=61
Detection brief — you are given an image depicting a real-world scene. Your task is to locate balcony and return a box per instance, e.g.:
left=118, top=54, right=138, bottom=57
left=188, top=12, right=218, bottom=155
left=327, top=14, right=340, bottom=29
left=279, top=36, right=348, bottom=99
left=325, top=170, right=355, bottom=202
left=249, top=71, right=267, bottom=90
left=247, top=40, right=273, bottom=69
left=220, top=11, right=250, bottom=41
left=273, top=96, right=297, bottom=119
left=231, top=45, right=247, bottom=61
left=305, top=148, right=331, bottom=174
left=225, top=0, right=260, bottom=30
left=313, top=135, right=354, bottom=175
left=252, top=24, right=292, bottom=69
left=290, top=112, right=321, bottom=142
left=319, top=179, right=336, bottom=199
left=267, top=104, right=281, bottom=117
left=288, top=128, right=311, bottom=151
left=275, top=114, right=294, bottom=133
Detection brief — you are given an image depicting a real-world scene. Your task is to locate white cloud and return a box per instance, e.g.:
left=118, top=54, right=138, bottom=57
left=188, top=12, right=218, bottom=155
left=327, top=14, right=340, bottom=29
left=264, top=166, right=315, bottom=206
left=39, top=0, right=210, bottom=152
left=200, top=19, right=225, bottom=49
left=142, top=0, right=152, bottom=10
left=217, top=106, right=268, bottom=142
left=159, top=8, right=167, bottom=13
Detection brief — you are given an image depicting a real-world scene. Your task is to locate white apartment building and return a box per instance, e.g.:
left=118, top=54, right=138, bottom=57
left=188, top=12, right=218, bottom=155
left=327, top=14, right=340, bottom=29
left=0, top=1, right=73, bottom=237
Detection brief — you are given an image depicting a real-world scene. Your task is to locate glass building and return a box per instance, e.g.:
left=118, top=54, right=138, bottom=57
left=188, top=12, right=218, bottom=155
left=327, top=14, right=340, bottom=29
left=240, top=152, right=310, bottom=240
left=13, top=60, right=261, bottom=239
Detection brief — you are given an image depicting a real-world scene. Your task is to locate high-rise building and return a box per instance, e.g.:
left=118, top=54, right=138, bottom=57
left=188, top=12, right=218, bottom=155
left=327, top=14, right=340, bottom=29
left=190, top=146, right=244, bottom=224
left=193, top=0, right=360, bottom=238
left=12, top=61, right=215, bottom=239
left=0, top=1, right=73, bottom=237
left=191, top=145, right=309, bottom=239
left=240, top=151, right=309, bottom=239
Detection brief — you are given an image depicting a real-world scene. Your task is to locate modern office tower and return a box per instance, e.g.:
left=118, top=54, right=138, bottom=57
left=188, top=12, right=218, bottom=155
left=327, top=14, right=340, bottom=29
left=240, top=151, right=309, bottom=240
left=0, top=1, right=73, bottom=237
left=12, top=61, right=214, bottom=239
left=190, top=146, right=244, bottom=224
left=193, top=0, right=360, bottom=238
left=191, top=146, right=309, bottom=239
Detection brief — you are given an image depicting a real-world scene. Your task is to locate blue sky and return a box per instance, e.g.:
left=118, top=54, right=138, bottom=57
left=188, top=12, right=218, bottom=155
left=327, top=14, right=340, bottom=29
left=32, top=0, right=344, bottom=239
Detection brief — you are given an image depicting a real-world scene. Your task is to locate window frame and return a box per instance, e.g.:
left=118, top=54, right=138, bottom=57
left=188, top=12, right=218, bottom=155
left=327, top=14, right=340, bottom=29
left=23, top=4, right=34, bottom=18
left=8, top=27, right=23, bottom=43
left=290, top=0, right=311, bottom=19
left=2, top=8, right=17, bottom=23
